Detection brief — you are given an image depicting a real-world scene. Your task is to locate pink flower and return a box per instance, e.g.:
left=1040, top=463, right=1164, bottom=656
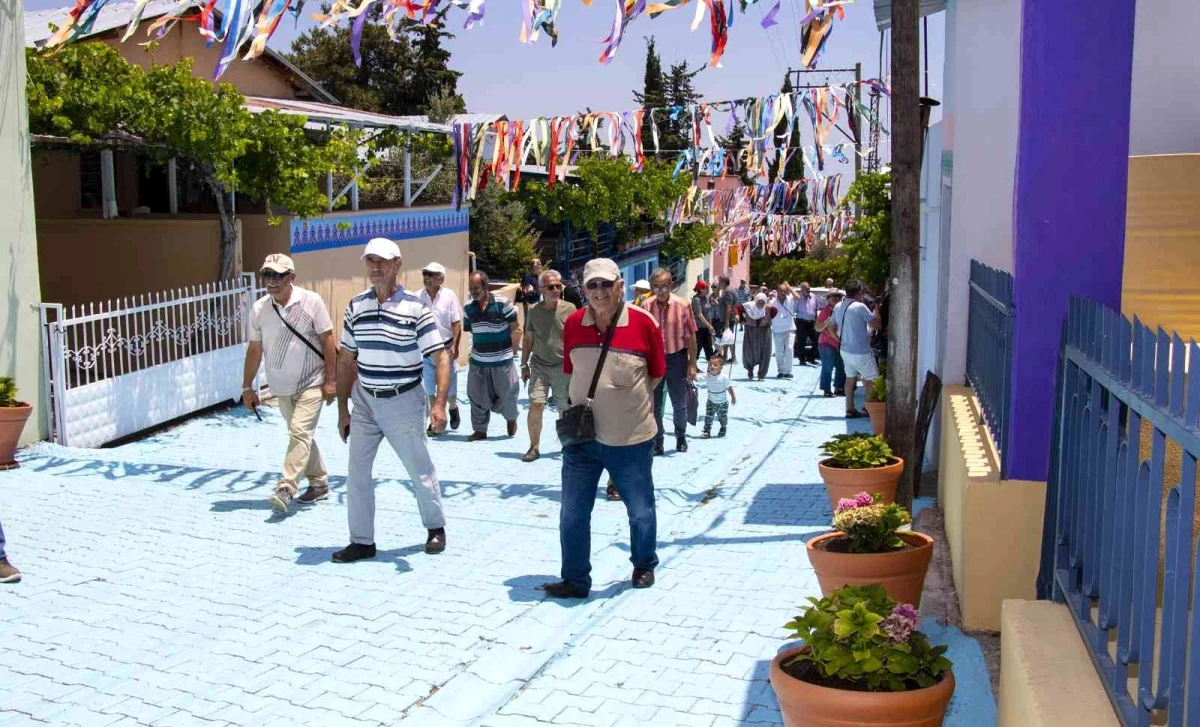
left=881, top=603, right=919, bottom=643
left=835, top=497, right=859, bottom=513
left=854, top=492, right=874, bottom=507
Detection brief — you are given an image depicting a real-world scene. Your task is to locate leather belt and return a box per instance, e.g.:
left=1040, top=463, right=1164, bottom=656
left=361, top=379, right=422, bottom=399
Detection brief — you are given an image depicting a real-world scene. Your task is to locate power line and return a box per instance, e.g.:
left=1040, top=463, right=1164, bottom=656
left=755, top=2, right=788, bottom=79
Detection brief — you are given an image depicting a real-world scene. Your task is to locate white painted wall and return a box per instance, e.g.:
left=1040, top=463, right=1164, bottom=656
left=1129, top=0, right=1200, bottom=155
left=937, top=0, right=1021, bottom=385
left=919, top=122, right=945, bottom=470
left=0, top=0, right=45, bottom=444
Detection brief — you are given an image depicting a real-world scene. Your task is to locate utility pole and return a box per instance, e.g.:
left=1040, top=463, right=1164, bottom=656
left=887, top=0, right=920, bottom=508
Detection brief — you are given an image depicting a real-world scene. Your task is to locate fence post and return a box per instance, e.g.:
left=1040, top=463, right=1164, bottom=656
left=49, top=318, right=68, bottom=447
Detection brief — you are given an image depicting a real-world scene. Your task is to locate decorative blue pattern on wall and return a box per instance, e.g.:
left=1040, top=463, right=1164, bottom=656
left=290, top=209, right=469, bottom=254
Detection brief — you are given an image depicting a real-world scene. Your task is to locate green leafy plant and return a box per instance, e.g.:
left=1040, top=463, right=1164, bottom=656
left=840, top=171, right=891, bottom=291
left=0, top=378, right=19, bottom=408
left=871, top=376, right=887, bottom=403
left=832, top=493, right=911, bottom=553
left=820, top=433, right=894, bottom=469
left=783, top=585, right=952, bottom=692
left=661, top=222, right=716, bottom=261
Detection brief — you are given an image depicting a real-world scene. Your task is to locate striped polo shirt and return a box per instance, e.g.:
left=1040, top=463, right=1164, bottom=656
left=340, top=288, right=446, bottom=391
left=463, top=294, right=517, bottom=367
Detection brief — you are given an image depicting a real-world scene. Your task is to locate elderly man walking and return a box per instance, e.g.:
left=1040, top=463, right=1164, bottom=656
left=464, top=271, right=521, bottom=441
left=418, top=262, right=463, bottom=435
left=792, top=282, right=820, bottom=364
left=519, top=269, right=577, bottom=462
left=771, top=283, right=797, bottom=379
left=544, top=259, right=666, bottom=599
left=242, top=253, right=337, bottom=513
left=642, top=268, right=698, bottom=455
left=334, top=238, right=451, bottom=562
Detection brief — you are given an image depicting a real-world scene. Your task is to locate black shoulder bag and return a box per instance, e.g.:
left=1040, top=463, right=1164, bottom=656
left=556, top=304, right=623, bottom=448
left=273, top=302, right=325, bottom=360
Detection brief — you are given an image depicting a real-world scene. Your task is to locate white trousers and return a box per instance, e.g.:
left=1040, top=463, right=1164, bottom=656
left=347, top=382, right=446, bottom=545
left=773, top=331, right=794, bottom=375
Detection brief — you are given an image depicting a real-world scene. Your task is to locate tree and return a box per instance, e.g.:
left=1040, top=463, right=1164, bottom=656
left=26, top=43, right=360, bottom=280
left=632, top=36, right=668, bottom=156
left=771, top=75, right=807, bottom=186
left=841, top=171, right=891, bottom=291
left=469, top=183, right=540, bottom=282
left=287, top=6, right=463, bottom=117
left=661, top=222, right=716, bottom=261
left=718, top=124, right=755, bottom=186
left=664, top=60, right=704, bottom=155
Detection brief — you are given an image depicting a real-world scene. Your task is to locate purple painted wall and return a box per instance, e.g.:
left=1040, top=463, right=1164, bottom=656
left=1007, top=0, right=1137, bottom=481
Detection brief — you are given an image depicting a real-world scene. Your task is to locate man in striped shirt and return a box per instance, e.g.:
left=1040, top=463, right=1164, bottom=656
left=641, top=267, right=698, bottom=455
left=333, top=238, right=451, bottom=563
left=463, top=271, right=521, bottom=441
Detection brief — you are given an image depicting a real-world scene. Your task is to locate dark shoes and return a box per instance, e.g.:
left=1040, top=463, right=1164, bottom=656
left=0, top=558, right=21, bottom=583
left=718, top=429, right=727, bottom=438
left=606, top=481, right=622, bottom=501
left=632, top=568, right=655, bottom=589
left=297, top=484, right=329, bottom=504
left=822, top=390, right=835, bottom=398
left=332, top=543, right=377, bottom=563
left=845, top=410, right=867, bottom=419
left=676, top=436, right=688, bottom=453
left=425, top=528, right=446, bottom=555
left=506, top=420, right=518, bottom=437
left=653, top=442, right=664, bottom=456
left=522, top=448, right=540, bottom=463
left=468, top=431, right=488, bottom=442
left=449, top=407, right=461, bottom=430
left=542, top=580, right=589, bottom=599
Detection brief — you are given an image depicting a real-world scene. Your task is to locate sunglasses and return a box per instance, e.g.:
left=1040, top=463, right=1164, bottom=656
left=651, top=285, right=670, bottom=292
left=585, top=280, right=616, bottom=290
left=261, top=271, right=290, bottom=280
left=422, top=271, right=442, bottom=277
left=542, top=283, right=564, bottom=290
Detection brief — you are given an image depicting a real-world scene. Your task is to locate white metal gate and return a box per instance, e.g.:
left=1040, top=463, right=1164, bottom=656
left=39, top=274, right=260, bottom=447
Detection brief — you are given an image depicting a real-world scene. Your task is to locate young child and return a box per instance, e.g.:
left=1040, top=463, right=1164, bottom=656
left=702, top=354, right=737, bottom=438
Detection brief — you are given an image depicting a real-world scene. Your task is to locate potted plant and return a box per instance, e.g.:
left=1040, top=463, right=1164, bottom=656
left=0, top=378, right=33, bottom=469
left=866, top=377, right=886, bottom=435
left=808, top=493, right=934, bottom=606
left=817, top=433, right=904, bottom=509
left=770, top=585, right=955, bottom=727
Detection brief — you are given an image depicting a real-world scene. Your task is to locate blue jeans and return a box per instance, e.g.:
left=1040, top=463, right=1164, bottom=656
left=819, top=344, right=846, bottom=393
left=560, top=439, right=658, bottom=591
left=654, top=351, right=689, bottom=446
left=0, top=518, right=7, bottom=560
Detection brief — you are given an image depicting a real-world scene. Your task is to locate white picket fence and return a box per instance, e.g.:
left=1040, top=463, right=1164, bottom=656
left=39, top=274, right=264, bottom=447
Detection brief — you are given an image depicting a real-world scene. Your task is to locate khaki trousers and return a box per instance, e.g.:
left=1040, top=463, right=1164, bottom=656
left=277, top=386, right=328, bottom=494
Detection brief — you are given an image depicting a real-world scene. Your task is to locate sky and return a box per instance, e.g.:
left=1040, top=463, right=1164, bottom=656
left=25, top=0, right=946, bottom=162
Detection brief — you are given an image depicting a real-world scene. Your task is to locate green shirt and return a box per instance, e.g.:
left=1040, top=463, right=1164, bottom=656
left=526, top=300, right=577, bottom=368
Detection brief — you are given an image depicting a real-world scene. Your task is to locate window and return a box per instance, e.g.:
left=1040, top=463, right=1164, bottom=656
left=80, top=152, right=102, bottom=210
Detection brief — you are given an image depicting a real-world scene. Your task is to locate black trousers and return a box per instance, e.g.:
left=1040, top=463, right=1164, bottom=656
left=696, top=327, right=715, bottom=361
left=794, top=318, right=819, bottom=362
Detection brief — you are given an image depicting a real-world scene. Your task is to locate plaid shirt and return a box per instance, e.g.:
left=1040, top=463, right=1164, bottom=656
left=641, top=294, right=698, bottom=356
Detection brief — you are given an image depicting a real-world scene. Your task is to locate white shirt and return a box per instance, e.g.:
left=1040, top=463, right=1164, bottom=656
left=771, top=298, right=797, bottom=333
left=249, top=286, right=333, bottom=397
left=705, top=372, right=731, bottom=404
left=341, top=288, right=445, bottom=391
left=418, top=286, right=463, bottom=352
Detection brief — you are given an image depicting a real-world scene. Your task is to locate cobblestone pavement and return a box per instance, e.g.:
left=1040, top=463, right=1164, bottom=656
left=0, top=356, right=996, bottom=726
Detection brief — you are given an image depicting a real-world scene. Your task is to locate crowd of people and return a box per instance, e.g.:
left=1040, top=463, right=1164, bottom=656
left=223, top=243, right=884, bottom=597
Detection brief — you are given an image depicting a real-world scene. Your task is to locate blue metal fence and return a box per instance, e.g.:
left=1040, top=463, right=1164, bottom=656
left=966, top=260, right=1015, bottom=477
left=1040, top=296, right=1200, bottom=727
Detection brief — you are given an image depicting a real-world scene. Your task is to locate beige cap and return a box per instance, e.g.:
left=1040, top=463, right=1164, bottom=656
left=583, top=258, right=621, bottom=284
left=422, top=262, right=447, bottom=275
left=260, top=254, right=294, bottom=274
left=362, top=237, right=401, bottom=260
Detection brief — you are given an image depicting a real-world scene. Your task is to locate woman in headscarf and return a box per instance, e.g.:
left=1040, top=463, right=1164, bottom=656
left=740, top=293, right=775, bottom=380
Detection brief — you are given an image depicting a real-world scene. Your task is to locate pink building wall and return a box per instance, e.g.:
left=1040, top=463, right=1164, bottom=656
left=698, top=176, right=752, bottom=286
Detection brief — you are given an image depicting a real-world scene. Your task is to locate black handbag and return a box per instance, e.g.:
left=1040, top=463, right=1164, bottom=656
left=556, top=304, right=623, bottom=448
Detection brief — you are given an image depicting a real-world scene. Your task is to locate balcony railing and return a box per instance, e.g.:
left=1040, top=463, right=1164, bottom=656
left=966, top=259, right=1015, bottom=477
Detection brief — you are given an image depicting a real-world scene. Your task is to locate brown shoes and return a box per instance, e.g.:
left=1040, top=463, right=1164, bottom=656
left=296, top=484, right=329, bottom=504
left=468, top=431, right=488, bottom=442
left=506, top=420, right=518, bottom=437
left=0, top=558, right=21, bottom=583
left=522, top=448, right=540, bottom=463
left=425, top=528, right=446, bottom=555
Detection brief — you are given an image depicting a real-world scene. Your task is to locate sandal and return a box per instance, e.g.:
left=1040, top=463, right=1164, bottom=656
left=606, top=482, right=622, bottom=501
left=521, top=448, right=540, bottom=463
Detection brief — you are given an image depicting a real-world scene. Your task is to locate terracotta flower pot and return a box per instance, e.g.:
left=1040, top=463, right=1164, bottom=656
left=0, top=403, right=33, bottom=469
left=865, top=401, right=886, bottom=435
left=770, top=646, right=955, bottom=727
left=807, top=531, right=935, bottom=607
left=817, top=456, right=904, bottom=511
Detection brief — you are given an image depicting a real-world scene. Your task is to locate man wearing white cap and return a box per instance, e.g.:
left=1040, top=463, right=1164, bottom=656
left=633, top=279, right=653, bottom=306
left=333, top=238, right=450, bottom=562
left=418, top=262, right=463, bottom=435
left=242, top=253, right=337, bottom=513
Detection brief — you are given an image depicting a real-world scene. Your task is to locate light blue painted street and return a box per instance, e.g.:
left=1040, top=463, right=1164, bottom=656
left=0, top=357, right=995, bottom=726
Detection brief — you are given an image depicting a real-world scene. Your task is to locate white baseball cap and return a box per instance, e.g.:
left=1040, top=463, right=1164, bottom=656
left=583, top=259, right=621, bottom=284
left=260, top=254, right=294, bottom=273
left=422, top=262, right=446, bottom=275
left=362, top=237, right=401, bottom=260
left=633, top=279, right=650, bottom=291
